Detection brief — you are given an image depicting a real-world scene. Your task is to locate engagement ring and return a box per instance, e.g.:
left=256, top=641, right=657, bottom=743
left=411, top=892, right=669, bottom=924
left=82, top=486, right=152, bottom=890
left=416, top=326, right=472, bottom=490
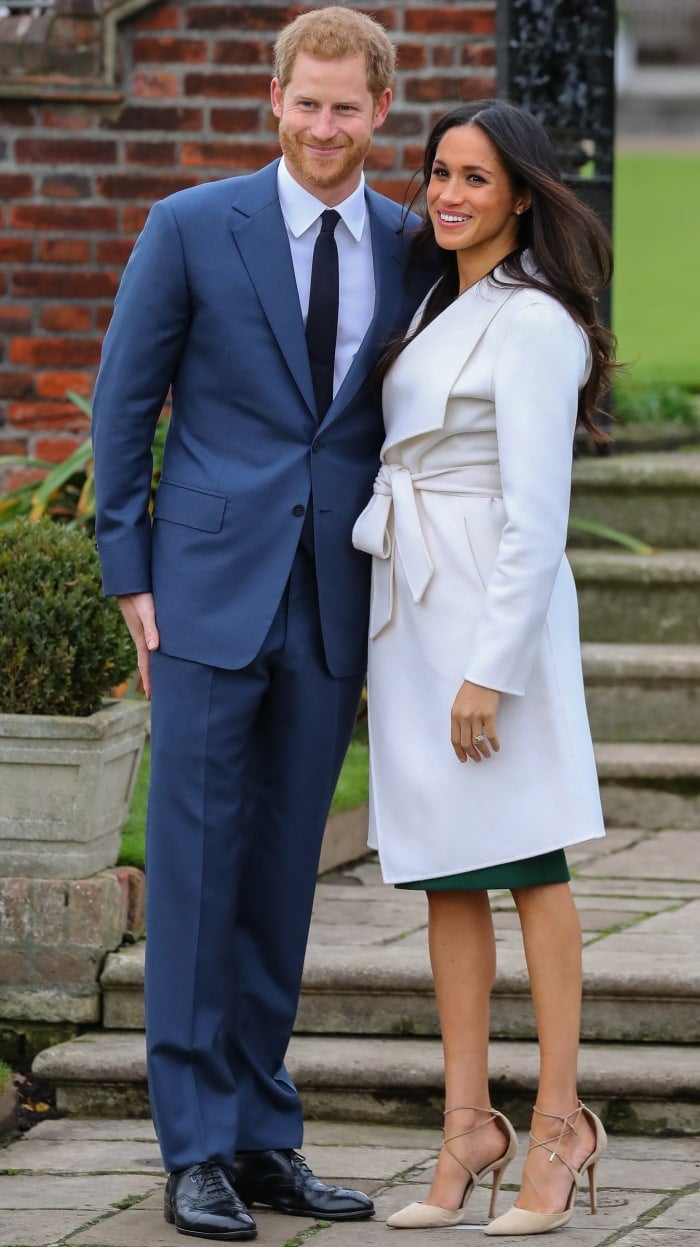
left=474, top=733, right=486, bottom=742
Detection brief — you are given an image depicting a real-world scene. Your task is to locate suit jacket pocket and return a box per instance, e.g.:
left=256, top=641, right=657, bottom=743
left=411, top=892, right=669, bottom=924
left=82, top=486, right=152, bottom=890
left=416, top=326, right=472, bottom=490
left=153, top=479, right=227, bottom=533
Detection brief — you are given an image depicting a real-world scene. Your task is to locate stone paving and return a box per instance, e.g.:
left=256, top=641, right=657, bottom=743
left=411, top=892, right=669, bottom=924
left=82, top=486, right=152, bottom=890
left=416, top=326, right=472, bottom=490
left=3, top=823, right=700, bottom=1246
left=0, top=1117, right=698, bottom=1247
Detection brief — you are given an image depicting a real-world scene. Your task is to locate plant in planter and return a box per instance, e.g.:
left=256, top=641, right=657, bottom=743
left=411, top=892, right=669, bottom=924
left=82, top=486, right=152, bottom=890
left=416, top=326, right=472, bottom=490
left=0, top=519, right=149, bottom=878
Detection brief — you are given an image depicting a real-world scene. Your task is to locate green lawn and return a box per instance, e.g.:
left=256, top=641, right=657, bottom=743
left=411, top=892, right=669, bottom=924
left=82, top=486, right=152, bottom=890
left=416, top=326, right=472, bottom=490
left=614, top=152, right=700, bottom=389
left=119, top=727, right=369, bottom=870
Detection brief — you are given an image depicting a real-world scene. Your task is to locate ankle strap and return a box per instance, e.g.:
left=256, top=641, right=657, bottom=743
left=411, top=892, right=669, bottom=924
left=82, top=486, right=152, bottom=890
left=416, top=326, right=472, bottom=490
left=528, top=1102, right=583, bottom=1181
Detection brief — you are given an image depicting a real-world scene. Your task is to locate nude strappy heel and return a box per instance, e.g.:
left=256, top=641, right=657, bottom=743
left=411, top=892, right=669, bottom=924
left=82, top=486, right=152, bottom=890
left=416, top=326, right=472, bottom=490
left=485, top=1101, right=607, bottom=1236
left=386, top=1105, right=518, bottom=1229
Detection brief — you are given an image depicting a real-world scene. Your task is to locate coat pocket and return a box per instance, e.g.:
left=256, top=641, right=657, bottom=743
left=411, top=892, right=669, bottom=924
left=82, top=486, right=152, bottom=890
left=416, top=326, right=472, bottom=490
left=153, top=479, right=227, bottom=533
left=463, top=498, right=504, bottom=591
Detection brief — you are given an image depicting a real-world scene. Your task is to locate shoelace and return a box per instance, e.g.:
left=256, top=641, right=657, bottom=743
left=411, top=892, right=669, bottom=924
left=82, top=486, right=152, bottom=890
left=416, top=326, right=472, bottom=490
left=190, top=1162, right=231, bottom=1198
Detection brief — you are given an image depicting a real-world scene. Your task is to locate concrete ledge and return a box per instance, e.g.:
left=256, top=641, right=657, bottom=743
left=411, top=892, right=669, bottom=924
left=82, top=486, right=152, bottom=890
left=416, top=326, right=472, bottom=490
left=32, top=1030, right=700, bottom=1134
left=571, top=453, right=700, bottom=548
left=572, top=550, right=700, bottom=645
left=319, top=804, right=369, bottom=876
left=583, top=643, right=700, bottom=742
left=594, top=743, right=700, bottom=828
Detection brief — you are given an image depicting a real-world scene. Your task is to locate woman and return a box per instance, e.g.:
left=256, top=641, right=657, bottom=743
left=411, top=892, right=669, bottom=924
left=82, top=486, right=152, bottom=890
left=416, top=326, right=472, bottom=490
left=352, top=101, right=614, bottom=1235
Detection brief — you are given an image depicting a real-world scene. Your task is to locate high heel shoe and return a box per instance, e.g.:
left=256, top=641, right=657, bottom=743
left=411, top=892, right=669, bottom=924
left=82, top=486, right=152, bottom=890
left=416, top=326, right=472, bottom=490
left=484, top=1101, right=607, bottom=1236
left=386, top=1106, right=518, bottom=1229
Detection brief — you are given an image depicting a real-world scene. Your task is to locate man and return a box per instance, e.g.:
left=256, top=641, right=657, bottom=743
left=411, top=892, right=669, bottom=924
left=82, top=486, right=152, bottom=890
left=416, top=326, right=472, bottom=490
left=92, top=7, right=434, bottom=1241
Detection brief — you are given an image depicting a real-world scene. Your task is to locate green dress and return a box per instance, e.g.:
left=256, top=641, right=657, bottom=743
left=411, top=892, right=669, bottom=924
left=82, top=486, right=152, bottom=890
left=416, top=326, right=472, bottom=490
left=396, top=848, right=570, bottom=891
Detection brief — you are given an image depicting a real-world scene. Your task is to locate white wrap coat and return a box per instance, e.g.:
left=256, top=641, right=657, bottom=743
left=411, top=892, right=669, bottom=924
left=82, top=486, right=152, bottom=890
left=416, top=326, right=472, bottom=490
left=352, top=272, right=605, bottom=884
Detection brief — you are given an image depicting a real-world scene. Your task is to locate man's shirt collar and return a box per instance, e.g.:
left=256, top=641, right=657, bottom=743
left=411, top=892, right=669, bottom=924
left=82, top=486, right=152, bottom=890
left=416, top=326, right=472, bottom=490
left=278, top=157, right=367, bottom=241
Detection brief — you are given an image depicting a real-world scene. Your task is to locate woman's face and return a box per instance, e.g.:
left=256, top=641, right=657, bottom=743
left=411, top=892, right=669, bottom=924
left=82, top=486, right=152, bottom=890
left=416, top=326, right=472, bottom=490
left=426, top=124, right=529, bottom=278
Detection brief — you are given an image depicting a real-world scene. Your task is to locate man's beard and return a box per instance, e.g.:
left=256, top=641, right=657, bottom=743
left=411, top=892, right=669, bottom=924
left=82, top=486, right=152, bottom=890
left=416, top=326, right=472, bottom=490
left=279, top=122, right=371, bottom=190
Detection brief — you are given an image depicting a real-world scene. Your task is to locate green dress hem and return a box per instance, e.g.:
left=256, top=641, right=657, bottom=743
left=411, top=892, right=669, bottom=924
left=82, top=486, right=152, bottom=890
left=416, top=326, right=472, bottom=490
left=395, top=848, right=570, bottom=891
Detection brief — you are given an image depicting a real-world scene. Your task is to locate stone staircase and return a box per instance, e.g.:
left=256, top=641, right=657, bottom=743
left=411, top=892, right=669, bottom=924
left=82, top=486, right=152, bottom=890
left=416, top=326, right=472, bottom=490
left=33, top=449, right=700, bottom=1134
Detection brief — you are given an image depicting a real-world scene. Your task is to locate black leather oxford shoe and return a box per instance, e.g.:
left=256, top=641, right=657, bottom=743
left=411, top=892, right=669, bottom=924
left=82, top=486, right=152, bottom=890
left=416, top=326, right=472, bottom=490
left=165, top=1161, right=257, bottom=1240
left=231, top=1148, right=374, bottom=1220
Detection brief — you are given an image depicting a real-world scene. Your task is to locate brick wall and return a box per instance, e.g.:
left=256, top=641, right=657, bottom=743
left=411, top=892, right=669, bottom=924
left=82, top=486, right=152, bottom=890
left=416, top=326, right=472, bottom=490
left=0, top=1, right=496, bottom=478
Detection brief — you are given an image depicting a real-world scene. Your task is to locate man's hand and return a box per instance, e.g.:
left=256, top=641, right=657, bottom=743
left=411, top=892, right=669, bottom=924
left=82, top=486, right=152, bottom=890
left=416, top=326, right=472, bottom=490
left=118, top=592, right=160, bottom=699
left=451, top=680, right=501, bottom=763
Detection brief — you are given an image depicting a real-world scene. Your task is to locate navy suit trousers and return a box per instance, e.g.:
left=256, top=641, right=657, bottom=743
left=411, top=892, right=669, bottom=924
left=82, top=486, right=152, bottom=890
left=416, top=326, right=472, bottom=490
left=145, top=547, right=365, bottom=1171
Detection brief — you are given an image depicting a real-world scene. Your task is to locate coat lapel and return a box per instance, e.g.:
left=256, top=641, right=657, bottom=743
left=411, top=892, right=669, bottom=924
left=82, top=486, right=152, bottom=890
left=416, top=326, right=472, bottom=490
left=229, top=160, right=316, bottom=415
left=381, top=277, right=518, bottom=454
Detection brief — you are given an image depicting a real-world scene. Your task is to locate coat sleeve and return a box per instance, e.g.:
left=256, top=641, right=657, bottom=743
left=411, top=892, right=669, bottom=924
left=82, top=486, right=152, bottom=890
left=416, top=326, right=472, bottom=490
left=92, top=199, right=191, bottom=597
left=463, top=297, right=589, bottom=695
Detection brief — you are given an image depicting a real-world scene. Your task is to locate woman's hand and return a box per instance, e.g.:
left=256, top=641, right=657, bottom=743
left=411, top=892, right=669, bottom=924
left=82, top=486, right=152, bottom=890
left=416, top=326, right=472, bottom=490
left=451, top=680, right=501, bottom=763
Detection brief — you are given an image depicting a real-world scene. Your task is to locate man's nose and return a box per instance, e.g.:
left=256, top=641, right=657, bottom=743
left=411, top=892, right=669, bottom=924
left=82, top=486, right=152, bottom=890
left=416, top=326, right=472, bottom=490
left=309, top=108, right=338, bottom=139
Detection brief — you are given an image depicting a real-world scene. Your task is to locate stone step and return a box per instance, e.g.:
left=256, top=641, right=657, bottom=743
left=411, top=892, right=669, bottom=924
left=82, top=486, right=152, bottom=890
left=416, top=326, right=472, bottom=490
left=594, top=743, right=700, bottom=829
left=101, top=932, right=699, bottom=1045
left=582, top=643, right=700, bottom=742
left=32, top=1030, right=700, bottom=1136
left=570, top=451, right=700, bottom=549
left=570, top=549, right=700, bottom=644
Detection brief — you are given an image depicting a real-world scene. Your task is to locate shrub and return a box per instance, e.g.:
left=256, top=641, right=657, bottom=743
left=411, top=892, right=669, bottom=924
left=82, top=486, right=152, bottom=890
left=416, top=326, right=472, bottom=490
left=613, top=379, right=698, bottom=426
left=0, top=519, right=133, bottom=716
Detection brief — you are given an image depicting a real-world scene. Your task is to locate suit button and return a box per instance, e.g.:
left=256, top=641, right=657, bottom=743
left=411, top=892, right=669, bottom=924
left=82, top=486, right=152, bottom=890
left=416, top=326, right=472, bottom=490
left=292, top=504, right=305, bottom=517
left=312, top=440, right=321, bottom=453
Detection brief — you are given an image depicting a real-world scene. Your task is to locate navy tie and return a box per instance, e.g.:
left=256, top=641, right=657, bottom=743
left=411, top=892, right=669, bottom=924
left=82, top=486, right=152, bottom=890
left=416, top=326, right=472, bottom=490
left=306, top=209, right=340, bottom=420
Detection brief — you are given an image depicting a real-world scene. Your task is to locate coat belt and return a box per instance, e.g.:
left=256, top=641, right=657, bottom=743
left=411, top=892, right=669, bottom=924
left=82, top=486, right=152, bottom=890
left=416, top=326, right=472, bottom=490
left=352, top=462, right=502, bottom=638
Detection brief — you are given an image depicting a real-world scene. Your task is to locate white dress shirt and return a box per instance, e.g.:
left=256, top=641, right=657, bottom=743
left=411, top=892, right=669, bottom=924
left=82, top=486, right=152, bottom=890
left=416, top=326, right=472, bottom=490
left=277, top=157, right=376, bottom=399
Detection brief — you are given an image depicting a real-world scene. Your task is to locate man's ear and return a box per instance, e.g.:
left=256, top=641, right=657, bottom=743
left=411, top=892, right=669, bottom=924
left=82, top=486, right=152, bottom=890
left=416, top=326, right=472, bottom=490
left=270, top=77, right=283, bottom=119
left=372, top=87, right=393, bottom=131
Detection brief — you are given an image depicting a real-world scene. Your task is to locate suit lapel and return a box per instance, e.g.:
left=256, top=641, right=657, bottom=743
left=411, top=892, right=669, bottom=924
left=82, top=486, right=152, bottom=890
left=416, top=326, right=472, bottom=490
left=229, top=161, right=316, bottom=415
left=381, top=277, right=518, bottom=454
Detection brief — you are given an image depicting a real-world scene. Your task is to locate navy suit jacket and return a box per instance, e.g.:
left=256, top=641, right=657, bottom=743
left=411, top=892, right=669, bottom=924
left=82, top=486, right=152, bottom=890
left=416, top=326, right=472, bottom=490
left=92, top=159, right=433, bottom=678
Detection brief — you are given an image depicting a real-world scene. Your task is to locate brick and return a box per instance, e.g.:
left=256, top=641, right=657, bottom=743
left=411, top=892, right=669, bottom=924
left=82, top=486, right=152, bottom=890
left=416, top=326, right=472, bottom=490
left=124, top=140, right=177, bottom=164
left=210, top=106, right=261, bottom=134
left=8, top=402, right=89, bottom=431
left=0, top=103, right=35, bottom=127
left=97, top=172, right=199, bottom=200
left=0, top=371, right=34, bottom=399
left=135, top=2, right=181, bottom=30
left=39, top=107, right=92, bottom=130
left=185, top=71, right=271, bottom=98
left=402, top=143, right=425, bottom=170
left=405, top=7, right=495, bottom=35
left=102, top=105, right=203, bottom=132
left=13, top=271, right=118, bottom=300
left=3, top=466, right=47, bottom=491
left=67, top=875, right=127, bottom=949
left=0, top=238, right=33, bottom=263
left=368, top=177, right=412, bottom=203
left=0, top=879, right=30, bottom=944
left=213, top=39, right=266, bottom=66
left=404, top=75, right=493, bottom=103
left=10, top=339, right=102, bottom=366
left=0, top=305, right=32, bottom=333
left=0, top=951, right=25, bottom=983
left=0, top=436, right=29, bottom=455
left=432, top=45, right=454, bottom=68
left=186, top=5, right=299, bottom=31
left=365, top=145, right=397, bottom=171
left=380, top=110, right=424, bottom=137
left=29, top=879, right=68, bottom=943
left=396, top=42, right=426, bottom=70
left=34, top=952, right=100, bottom=986
left=40, top=306, right=92, bottom=331
left=461, top=44, right=496, bottom=68
left=133, top=36, right=208, bottom=63
left=33, top=434, right=86, bottom=462
left=121, top=205, right=150, bottom=232
left=15, top=138, right=117, bottom=164
left=112, top=867, right=146, bottom=939
left=40, top=174, right=92, bottom=201
left=181, top=140, right=278, bottom=168
left=0, top=173, right=33, bottom=198
left=10, top=205, right=118, bottom=232
left=36, top=371, right=93, bottom=399
left=130, top=70, right=180, bottom=99
left=37, top=238, right=90, bottom=264
left=96, top=305, right=114, bottom=332
left=95, top=237, right=135, bottom=265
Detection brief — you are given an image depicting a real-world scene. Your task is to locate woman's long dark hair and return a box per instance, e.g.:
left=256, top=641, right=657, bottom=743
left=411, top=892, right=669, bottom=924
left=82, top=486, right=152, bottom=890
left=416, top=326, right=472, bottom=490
left=383, top=101, right=616, bottom=440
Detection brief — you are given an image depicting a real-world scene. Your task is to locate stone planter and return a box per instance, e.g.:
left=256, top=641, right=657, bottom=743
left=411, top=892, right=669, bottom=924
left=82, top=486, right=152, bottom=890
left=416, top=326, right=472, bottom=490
left=0, top=700, right=149, bottom=879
